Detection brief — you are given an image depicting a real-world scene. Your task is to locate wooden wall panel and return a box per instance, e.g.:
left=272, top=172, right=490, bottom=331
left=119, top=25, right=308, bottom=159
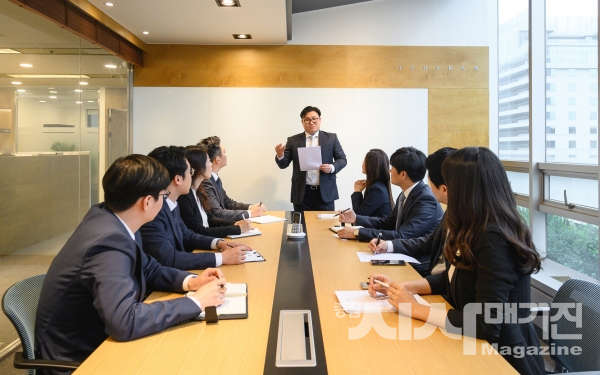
left=134, top=44, right=489, bottom=151
left=429, top=88, right=489, bottom=151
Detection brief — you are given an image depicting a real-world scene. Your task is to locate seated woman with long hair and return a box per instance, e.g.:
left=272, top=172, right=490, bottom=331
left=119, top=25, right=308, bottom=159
left=178, top=146, right=252, bottom=237
left=369, top=147, right=544, bottom=375
left=351, top=149, right=394, bottom=217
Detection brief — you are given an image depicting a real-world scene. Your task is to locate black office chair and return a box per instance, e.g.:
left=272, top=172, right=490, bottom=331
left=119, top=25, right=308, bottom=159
left=548, top=278, right=600, bottom=373
left=2, top=274, right=81, bottom=375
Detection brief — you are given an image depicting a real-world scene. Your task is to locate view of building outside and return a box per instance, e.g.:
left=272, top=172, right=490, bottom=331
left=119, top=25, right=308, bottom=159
left=499, top=0, right=599, bottom=280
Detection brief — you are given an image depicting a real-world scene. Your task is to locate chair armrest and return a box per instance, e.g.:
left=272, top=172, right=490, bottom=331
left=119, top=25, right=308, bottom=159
left=14, top=351, right=81, bottom=370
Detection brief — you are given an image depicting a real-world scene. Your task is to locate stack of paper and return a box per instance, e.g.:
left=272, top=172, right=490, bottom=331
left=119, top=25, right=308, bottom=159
left=249, top=215, right=286, bottom=224
left=356, top=252, right=421, bottom=264
left=227, top=228, right=262, bottom=239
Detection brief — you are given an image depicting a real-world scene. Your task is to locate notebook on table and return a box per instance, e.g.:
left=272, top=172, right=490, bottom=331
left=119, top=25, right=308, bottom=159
left=227, top=228, right=262, bottom=239
left=187, top=283, right=248, bottom=320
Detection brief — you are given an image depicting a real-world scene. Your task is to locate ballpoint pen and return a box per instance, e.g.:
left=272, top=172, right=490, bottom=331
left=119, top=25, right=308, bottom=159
left=333, top=208, right=351, bottom=217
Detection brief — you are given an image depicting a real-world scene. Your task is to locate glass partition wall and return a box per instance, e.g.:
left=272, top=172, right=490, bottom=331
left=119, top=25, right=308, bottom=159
left=0, top=0, right=130, bottom=355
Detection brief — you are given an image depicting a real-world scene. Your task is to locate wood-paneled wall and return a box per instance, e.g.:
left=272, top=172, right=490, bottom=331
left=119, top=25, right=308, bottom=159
left=134, top=45, right=489, bottom=151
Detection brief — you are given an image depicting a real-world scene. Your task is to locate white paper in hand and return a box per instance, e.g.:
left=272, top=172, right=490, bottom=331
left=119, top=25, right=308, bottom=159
left=298, top=146, right=322, bottom=171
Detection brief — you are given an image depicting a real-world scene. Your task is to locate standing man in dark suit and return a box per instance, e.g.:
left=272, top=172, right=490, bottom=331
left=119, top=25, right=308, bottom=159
left=199, top=136, right=266, bottom=220
left=337, top=146, right=443, bottom=241
left=367, top=147, right=456, bottom=276
left=275, top=106, right=347, bottom=211
left=141, top=146, right=250, bottom=271
left=35, top=155, right=227, bottom=372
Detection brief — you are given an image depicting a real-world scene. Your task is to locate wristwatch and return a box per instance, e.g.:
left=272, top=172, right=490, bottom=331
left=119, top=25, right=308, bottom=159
left=215, top=239, right=225, bottom=251
left=353, top=229, right=360, bottom=238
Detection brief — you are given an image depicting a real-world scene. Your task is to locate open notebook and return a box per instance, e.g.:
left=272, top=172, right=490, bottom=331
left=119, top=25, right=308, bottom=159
left=335, top=290, right=430, bottom=314
left=187, top=283, right=248, bottom=320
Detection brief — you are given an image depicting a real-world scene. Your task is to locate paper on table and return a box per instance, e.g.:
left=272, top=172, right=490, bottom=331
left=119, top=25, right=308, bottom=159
left=332, top=234, right=347, bottom=241
left=244, top=250, right=265, bottom=263
left=329, top=225, right=362, bottom=233
left=227, top=228, right=262, bottom=239
left=317, top=213, right=338, bottom=219
left=298, top=146, right=322, bottom=171
left=249, top=215, right=286, bottom=224
left=187, top=283, right=247, bottom=318
left=357, top=252, right=421, bottom=264
left=335, top=290, right=430, bottom=314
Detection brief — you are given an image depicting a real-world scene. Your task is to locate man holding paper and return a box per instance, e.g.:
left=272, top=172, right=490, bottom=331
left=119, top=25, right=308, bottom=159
left=275, top=106, right=347, bottom=211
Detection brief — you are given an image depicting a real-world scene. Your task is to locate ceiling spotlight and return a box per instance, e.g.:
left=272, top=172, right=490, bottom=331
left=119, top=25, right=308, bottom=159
left=233, top=34, right=252, bottom=39
left=76, top=101, right=82, bottom=104
left=105, top=64, right=117, bottom=69
left=216, top=0, right=240, bottom=7
left=11, top=81, right=22, bottom=85
left=80, top=81, right=88, bottom=85
left=49, top=91, right=58, bottom=93
left=105, top=2, right=114, bottom=6
left=17, top=89, right=25, bottom=92
left=87, top=100, right=94, bottom=103
left=142, top=31, right=149, bottom=35
left=49, top=96, right=57, bottom=99
left=74, top=89, right=82, bottom=92
left=39, top=100, right=46, bottom=103
left=20, top=63, right=33, bottom=68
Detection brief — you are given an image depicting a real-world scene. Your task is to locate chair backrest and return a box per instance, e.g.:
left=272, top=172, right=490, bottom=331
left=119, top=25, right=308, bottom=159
left=549, top=278, right=600, bottom=372
left=2, top=274, right=46, bottom=361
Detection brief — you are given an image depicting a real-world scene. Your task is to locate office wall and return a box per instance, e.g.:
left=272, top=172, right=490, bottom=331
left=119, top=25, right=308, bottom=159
left=133, top=87, right=427, bottom=210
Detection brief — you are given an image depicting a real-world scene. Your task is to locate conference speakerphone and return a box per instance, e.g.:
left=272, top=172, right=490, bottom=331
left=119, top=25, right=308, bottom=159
left=286, top=212, right=306, bottom=238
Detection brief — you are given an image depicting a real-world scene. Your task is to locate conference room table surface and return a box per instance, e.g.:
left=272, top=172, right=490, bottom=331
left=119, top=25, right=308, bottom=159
left=74, top=211, right=517, bottom=375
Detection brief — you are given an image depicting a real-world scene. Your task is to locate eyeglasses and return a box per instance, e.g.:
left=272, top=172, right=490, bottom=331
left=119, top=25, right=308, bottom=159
left=302, top=117, right=320, bottom=123
left=160, top=190, right=171, bottom=199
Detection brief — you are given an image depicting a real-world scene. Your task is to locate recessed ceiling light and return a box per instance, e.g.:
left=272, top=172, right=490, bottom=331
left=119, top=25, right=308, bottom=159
left=76, top=101, right=82, bottom=104
left=233, top=34, right=252, bottom=39
left=142, top=31, right=149, bottom=35
left=11, top=81, right=22, bottom=85
left=105, top=2, right=114, bottom=6
left=17, top=89, right=25, bottom=92
left=74, top=89, right=82, bottom=92
left=0, top=49, right=20, bottom=54
left=20, top=63, right=33, bottom=68
left=49, top=91, right=58, bottom=93
left=79, top=81, right=88, bottom=85
left=105, top=64, right=117, bottom=69
left=8, top=74, right=89, bottom=79
left=39, top=100, right=46, bottom=103
left=217, top=0, right=240, bottom=6
left=87, top=100, right=94, bottom=103
left=49, top=96, right=57, bottom=99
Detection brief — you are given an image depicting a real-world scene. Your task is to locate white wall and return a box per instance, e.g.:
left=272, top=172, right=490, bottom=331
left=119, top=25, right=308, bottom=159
left=133, top=88, right=427, bottom=211
left=290, top=0, right=491, bottom=46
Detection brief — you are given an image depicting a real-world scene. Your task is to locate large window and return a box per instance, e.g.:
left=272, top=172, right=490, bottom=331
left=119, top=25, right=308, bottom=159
left=499, top=0, right=599, bottom=283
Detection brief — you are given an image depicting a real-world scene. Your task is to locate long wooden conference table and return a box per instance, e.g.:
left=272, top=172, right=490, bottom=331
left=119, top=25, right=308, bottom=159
left=74, top=211, right=517, bottom=374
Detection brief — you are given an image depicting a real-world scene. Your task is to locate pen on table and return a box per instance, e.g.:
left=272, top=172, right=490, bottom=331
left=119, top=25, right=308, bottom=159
left=333, top=208, right=351, bottom=217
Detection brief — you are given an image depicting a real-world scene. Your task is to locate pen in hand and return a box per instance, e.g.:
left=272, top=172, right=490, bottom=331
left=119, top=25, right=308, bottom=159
left=374, top=232, right=382, bottom=253
left=334, top=208, right=351, bottom=217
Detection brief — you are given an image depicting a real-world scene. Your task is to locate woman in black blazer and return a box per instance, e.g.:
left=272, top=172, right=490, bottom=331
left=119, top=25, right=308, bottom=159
left=178, top=146, right=252, bottom=238
left=351, top=149, right=394, bottom=217
left=369, top=147, right=544, bottom=375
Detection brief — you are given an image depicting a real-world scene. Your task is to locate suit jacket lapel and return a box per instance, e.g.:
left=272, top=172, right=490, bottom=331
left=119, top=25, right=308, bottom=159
left=399, top=181, right=424, bottom=223
left=164, top=203, right=184, bottom=251
left=134, top=231, right=146, bottom=300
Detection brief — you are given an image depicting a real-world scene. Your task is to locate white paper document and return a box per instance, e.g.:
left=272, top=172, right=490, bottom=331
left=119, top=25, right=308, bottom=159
left=227, top=228, right=262, bottom=239
left=249, top=215, right=286, bottom=224
left=298, top=146, right=322, bottom=171
left=244, top=250, right=265, bottom=263
left=335, top=290, right=430, bottom=314
left=356, top=252, right=421, bottom=264
left=329, top=225, right=362, bottom=232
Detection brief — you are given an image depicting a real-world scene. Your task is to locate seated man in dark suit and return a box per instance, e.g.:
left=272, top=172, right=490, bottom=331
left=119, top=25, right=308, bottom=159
left=367, top=147, right=456, bottom=276
left=141, top=146, right=250, bottom=270
left=338, top=146, right=444, bottom=242
left=198, top=136, right=266, bottom=220
left=35, top=155, right=227, bottom=373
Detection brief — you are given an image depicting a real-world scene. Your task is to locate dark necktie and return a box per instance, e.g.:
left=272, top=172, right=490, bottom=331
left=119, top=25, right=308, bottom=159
left=395, top=192, right=405, bottom=231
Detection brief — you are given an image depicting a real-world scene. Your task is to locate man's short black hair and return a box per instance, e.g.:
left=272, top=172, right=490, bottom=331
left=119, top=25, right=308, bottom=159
left=426, top=147, right=457, bottom=188
left=103, top=154, right=170, bottom=213
left=389, top=147, right=427, bottom=182
left=300, top=106, right=321, bottom=119
left=148, top=146, right=188, bottom=181
left=198, top=136, right=222, bottom=162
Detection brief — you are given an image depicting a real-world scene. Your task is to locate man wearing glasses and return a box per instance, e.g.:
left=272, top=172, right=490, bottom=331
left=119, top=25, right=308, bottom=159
left=275, top=106, right=347, bottom=211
